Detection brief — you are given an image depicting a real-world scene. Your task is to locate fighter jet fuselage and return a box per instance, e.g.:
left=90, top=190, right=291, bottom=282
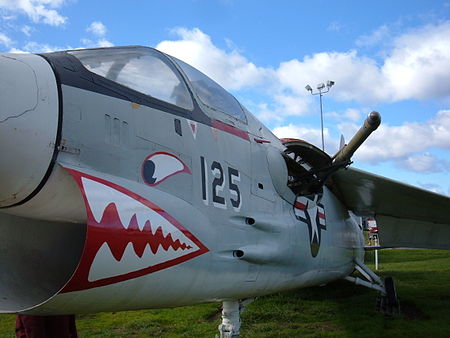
left=0, top=47, right=365, bottom=315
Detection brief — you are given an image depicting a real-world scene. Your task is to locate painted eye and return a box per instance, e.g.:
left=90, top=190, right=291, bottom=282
left=142, top=152, right=191, bottom=186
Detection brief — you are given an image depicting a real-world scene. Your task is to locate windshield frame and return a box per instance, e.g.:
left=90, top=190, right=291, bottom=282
left=69, top=46, right=195, bottom=111
left=168, top=55, right=248, bottom=124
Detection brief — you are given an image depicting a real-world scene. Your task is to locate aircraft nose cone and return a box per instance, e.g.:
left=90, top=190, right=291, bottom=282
left=0, top=53, right=59, bottom=207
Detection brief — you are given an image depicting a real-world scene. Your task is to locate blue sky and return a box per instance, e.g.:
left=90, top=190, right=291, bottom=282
left=1, top=0, right=449, bottom=195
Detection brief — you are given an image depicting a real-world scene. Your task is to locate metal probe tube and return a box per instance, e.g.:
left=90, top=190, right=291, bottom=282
left=333, top=111, right=381, bottom=164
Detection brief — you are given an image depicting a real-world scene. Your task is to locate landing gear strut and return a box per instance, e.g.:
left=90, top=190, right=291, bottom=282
left=345, top=258, right=400, bottom=315
left=217, top=299, right=254, bottom=338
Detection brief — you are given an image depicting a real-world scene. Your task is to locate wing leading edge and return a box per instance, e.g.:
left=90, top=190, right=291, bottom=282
left=332, top=167, right=450, bottom=250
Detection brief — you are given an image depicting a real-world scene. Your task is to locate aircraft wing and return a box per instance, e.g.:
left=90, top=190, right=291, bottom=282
left=332, top=167, right=450, bottom=250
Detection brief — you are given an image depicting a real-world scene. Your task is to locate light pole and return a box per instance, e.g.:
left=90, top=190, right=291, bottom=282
left=305, top=80, right=335, bottom=151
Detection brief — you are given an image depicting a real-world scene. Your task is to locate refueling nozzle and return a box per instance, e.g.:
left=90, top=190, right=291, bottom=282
left=332, top=111, right=381, bottom=164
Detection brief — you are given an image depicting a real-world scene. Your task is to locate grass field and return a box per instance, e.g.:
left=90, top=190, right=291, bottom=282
left=1, top=249, right=449, bottom=337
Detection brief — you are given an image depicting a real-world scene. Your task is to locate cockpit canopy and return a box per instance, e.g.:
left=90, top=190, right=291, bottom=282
left=69, top=47, right=247, bottom=122
left=69, top=48, right=193, bottom=110
left=171, top=57, right=246, bottom=121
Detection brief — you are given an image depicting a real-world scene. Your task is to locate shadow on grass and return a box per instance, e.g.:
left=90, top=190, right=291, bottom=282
left=242, top=250, right=450, bottom=337
left=242, top=280, right=438, bottom=338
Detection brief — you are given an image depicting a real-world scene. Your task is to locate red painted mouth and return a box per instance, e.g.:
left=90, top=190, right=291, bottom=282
left=62, top=169, right=208, bottom=292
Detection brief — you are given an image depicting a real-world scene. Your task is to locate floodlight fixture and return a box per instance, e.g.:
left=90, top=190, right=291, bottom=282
left=304, top=80, right=336, bottom=151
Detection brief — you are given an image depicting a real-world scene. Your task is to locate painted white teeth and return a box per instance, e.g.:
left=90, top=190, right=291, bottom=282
left=82, top=177, right=176, bottom=233
left=88, top=243, right=182, bottom=282
left=135, top=212, right=149, bottom=231
left=88, top=240, right=194, bottom=282
left=81, top=176, right=199, bottom=281
left=82, top=178, right=109, bottom=223
left=169, top=229, right=184, bottom=243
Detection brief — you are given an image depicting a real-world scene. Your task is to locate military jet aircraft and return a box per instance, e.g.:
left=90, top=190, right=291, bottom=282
left=0, top=46, right=449, bottom=337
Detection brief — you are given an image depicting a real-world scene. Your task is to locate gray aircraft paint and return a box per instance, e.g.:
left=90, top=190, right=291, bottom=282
left=0, top=47, right=447, bottom=317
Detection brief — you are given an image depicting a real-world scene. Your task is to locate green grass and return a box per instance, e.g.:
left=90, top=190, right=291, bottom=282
left=1, top=249, right=450, bottom=337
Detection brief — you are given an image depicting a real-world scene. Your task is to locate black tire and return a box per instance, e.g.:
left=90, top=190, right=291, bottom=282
left=384, top=277, right=400, bottom=315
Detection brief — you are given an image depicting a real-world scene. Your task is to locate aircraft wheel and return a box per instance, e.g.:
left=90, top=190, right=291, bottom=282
left=376, top=277, right=400, bottom=315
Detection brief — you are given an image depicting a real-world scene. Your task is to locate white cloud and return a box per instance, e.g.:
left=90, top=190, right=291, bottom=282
left=153, top=23, right=450, bottom=129
left=326, top=108, right=362, bottom=122
left=0, top=0, right=68, bottom=26
left=356, top=25, right=390, bottom=47
left=343, top=108, right=362, bottom=122
left=243, top=93, right=313, bottom=123
left=10, top=36, right=114, bottom=52
left=87, top=21, right=107, bottom=37
left=271, top=94, right=311, bottom=117
left=97, top=39, right=113, bottom=47
left=152, top=25, right=450, bottom=174
left=0, top=32, right=12, bottom=47
left=81, top=22, right=113, bottom=48
left=275, top=51, right=387, bottom=103
left=272, top=124, right=339, bottom=153
left=156, top=28, right=325, bottom=124
left=276, top=21, right=450, bottom=103
left=399, top=153, right=442, bottom=173
left=1, top=13, right=16, bottom=20
left=382, top=22, right=450, bottom=101
left=7, top=48, right=28, bottom=53
left=156, top=27, right=271, bottom=91
left=250, top=97, right=310, bottom=123
left=327, top=21, right=344, bottom=32
left=354, top=110, right=450, bottom=162
left=21, top=25, right=33, bottom=36
left=253, top=103, right=284, bottom=123
left=271, top=111, right=450, bottom=176
left=10, top=40, right=68, bottom=53
left=80, top=38, right=114, bottom=48
left=418, top=182, right=446, bottom=195
left=80, top=38, right=91, bottom=46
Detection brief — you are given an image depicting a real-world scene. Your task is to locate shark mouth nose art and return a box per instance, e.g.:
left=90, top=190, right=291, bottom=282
left=62, top=169, right=208, bottom=292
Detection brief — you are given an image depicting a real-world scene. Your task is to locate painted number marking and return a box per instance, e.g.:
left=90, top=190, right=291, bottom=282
left=211, top=161, right=226, bottom=208
left=200, top=157, right=241, bottom=212
left=228, top=167, right=241, bottom=210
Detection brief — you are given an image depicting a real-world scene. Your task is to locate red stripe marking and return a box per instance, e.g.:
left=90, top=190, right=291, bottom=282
left=318, top=212, right=325, bottom=219
left=295, top=201, right=307, bottom=210
left=212, top=120, right=250, bottom=141
left=280, top=138, right=306, bottom=143
left=254, top=138, right=271, bottom=144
